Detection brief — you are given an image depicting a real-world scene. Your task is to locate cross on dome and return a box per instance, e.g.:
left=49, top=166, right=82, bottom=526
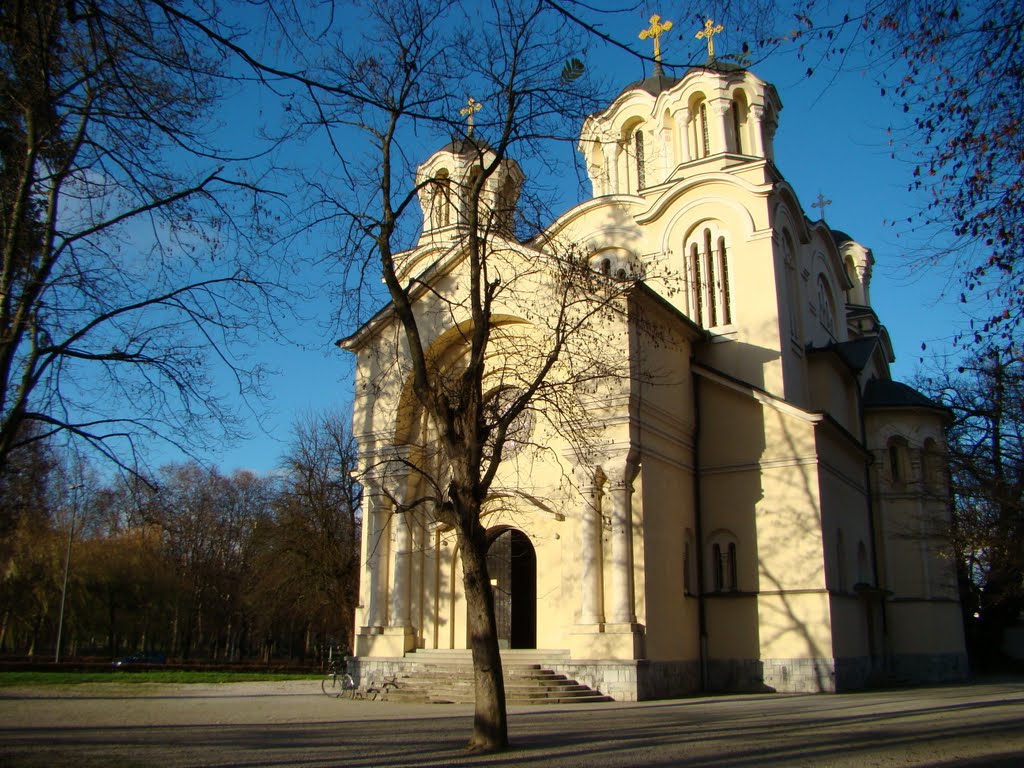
left=459, top=97, right=482, bottom=134
left=639, top=14, right=673, bottom=66
left=696, top=19, right=724, bottom=59
left=812, top=193, right=833, bottom=221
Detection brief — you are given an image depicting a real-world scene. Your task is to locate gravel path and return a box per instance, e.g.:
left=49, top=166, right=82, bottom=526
left=2, top=678, right=1023, bottom=766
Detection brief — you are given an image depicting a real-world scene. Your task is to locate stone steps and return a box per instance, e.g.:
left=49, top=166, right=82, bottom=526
left=373, top=651, right=611, bottom=705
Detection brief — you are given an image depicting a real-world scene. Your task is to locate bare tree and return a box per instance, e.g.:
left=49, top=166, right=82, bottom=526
left=246, top=411, right=361, bottom=661
left=917, top=349, right=1024, bottom=662
left=0, top=0, right=292, bottom=475
left=298, top=0, right=675, bottom=751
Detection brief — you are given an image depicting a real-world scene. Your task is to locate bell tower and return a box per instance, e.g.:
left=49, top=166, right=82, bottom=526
left=415, top=100, right=524, bottom=249
left=579, top=18, right=782, bottom=197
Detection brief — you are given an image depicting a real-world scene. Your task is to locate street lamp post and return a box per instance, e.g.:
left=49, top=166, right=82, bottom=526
left=55, top=483, right=83, bottom=664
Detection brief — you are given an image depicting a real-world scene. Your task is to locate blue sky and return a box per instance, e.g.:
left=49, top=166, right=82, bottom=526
left=203, top=4, right=964, bottom=476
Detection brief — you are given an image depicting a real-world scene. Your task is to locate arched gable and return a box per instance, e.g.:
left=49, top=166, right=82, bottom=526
left=393, top=315, right=530, bottom=444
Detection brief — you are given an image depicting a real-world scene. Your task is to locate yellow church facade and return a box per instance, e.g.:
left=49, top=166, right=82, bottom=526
left=342, top=57, right=968, bottom=700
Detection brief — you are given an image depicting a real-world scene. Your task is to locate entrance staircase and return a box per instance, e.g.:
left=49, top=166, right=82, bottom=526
left=377, top=649, right=612, bottom=705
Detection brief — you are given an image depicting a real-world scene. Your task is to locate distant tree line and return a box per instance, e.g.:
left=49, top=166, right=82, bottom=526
left=918, top=350, right=1024, bottom=664
left=0, top=413, right=360, bottom=664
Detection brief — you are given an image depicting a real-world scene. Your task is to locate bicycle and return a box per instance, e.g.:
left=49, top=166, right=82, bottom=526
left=321, top=658, right=357, bottom=698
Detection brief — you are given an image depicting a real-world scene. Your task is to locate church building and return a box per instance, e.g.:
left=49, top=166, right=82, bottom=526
left=341, top=21, right=968, bottom=700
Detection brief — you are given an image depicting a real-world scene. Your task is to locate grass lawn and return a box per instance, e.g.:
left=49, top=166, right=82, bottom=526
left=0, top=669, right=322, bottom=686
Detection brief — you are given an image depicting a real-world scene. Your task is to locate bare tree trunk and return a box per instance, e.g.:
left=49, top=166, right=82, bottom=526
left=459, top=525, right=507, bottom=752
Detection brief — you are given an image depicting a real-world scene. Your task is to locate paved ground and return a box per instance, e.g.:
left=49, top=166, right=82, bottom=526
left=2, top=678, right=1023, bottom=767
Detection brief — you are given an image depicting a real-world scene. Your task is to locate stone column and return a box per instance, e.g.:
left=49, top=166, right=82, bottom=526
left=750, top=105, right=766, bottom=158
left=658, top=125, right=674, bottom=179
left=389, top=509, right=412, bottom=628
left=607, top=461, right=637, bottom=625
left=763, top=113, right=779, bottom=162
left=711, top=98, right=731, bottom=155
left=364, top=493, right=389, bottom=629
left=675, top=107, right=691, bottom=164
left=603, top=141, right=619, bottom=194
left=578, top=468, right=605, bottom=625
left=587, top=162, right=604, bottom=196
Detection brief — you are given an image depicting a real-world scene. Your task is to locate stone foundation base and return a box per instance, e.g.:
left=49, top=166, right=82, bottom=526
left=347, top=651, right=969, bottom=702
left=707, top=652, right=970, bottom=694
left=543, top=659, right=700, bottom=702
left=888, top=652, right=969, bottom=685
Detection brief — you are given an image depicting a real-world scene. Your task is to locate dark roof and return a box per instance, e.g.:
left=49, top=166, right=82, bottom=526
left=810, top=338, right=879, bottom=373
left=830, top=228, right=854, bottom=246
left=618, top=71, right=681, bottom=98
left=616, top=58, right=746, bottom=99
left=692, top=57, right=746, bottom=74
left=440, top=135, right=492, bottom=154
left=863, top=378, right=945, bottom=411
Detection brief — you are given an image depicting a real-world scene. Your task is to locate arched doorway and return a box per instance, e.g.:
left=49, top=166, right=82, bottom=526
left=485, top=528, right=537, bottom=649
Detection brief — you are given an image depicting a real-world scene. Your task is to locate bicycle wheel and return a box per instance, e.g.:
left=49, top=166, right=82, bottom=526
left=342, top=674, right=356, bottom=698
left=321, top=673, right=341, bottom=697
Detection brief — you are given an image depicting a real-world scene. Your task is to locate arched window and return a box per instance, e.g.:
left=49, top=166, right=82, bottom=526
left=704, top=229, right=716, bottom=327
left=712, top=543, right=724, bottom=591
left=431, top=169, right=452, bottom=228
left=717, top=236, right=732, bottom=325
left=887, top=436, right=910, bottom=486
left=496, top=175, right=517, bottom=234
left=683, top=529, right=696, bottom=596
left=592, top=249, right=637, bottom=281
left=461, top=166, right=482, bottom=224
left=699, top=103, right=710, bottom=157
left=686, top=227, right=733, bottom=329
left=690, top=242, right=703, bottom=325
left=728, top=542, right=738, bottom=590
left=844, top=255, right=859, bottom=303
left=817, top=274, right=836, bottom=336
left=922, top=438, right=943, bottom=491
left=634, top=129, right=646, bottom=190
left=783, top=232, right=801, bottom=341
left=709, top=532, right=738, bottom=592
left=731, top=91, right=749, bottom=154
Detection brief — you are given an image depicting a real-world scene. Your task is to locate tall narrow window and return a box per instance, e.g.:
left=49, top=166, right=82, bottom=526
left=704, top=229, right=717, bottom=327
left=462, top=167, right=482, bottom=225
left=691, top=242, right=703, bottom=326
left=732, top=105, right=743, bottom=154
left=700, top=103, right=710, bottom=157
left=923, top=438, right=942, bottom=490
left=888, top=436, right=910, bottom=486
left=784, top=232, right=800, bottom=341
left=717, top=236, right=732, bottom=324
left=727, top=542, right=738, bottom=591
left=817, top=275, right=836, bottom=336
left=688, top=231, right=734, bottom=328
left=432, top=169, right=452, bottom=228
left=889, top=443, right=902, bottom=483
left=713, top=543, right=724, bottom=592
left=497, top=176, right=517, bottom=234
left=634, top=130, right=646, bottom=190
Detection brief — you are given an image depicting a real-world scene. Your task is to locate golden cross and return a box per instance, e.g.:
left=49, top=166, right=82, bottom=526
left=696, top=18, right=725, bottom=59
left=812, top=192, right=833, bottom=220
left=459, top=97, right=482, bottom=134
left=639, top=14, right=673, bottom=64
